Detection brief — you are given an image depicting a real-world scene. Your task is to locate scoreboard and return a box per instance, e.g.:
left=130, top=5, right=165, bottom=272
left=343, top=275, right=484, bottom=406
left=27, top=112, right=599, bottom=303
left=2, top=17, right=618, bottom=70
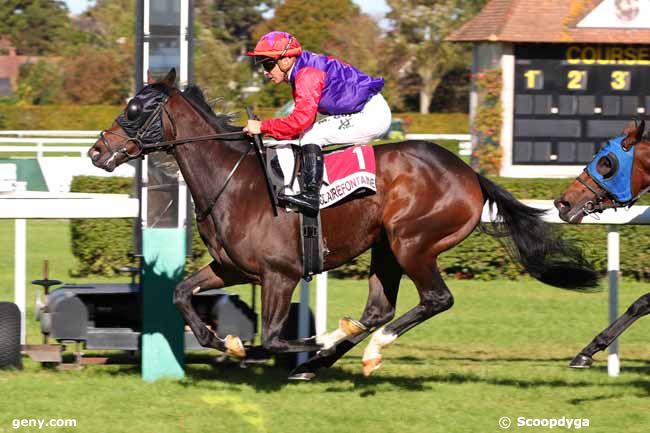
left=513, top=44, right=650, bottom=165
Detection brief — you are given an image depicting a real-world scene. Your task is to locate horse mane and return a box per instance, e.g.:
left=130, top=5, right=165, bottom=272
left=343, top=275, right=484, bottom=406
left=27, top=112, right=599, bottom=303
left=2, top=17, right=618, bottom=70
left=181, top=84, right=241, bottom=133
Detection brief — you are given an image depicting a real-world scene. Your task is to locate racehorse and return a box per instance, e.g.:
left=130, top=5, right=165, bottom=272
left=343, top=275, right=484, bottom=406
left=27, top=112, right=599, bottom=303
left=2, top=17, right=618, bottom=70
left=88, top=69, right=597, bottom=379
left=555, top=120, right=650, bottom=369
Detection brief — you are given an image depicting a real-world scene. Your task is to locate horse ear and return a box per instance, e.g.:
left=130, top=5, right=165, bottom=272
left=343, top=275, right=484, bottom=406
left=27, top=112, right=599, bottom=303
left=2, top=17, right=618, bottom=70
left=147, top=70, right=155, bottom=84
left=162, top=68, right=177, bottom=87
left=622, top=120, right=645, bottom=150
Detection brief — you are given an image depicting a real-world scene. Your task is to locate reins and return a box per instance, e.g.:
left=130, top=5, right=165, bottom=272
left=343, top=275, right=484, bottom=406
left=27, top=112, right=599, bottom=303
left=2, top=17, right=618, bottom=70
left=194, top=141, right=254, bottom=221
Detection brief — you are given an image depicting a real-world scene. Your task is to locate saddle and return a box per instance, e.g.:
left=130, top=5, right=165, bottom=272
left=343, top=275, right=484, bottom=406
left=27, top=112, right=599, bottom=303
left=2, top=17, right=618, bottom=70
left=265, top=143, right=377, bottom=279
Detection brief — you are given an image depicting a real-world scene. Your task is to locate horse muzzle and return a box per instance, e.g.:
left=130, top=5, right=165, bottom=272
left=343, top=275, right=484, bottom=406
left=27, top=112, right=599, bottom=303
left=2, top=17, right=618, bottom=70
left=554, top=198, right=584, bottom=224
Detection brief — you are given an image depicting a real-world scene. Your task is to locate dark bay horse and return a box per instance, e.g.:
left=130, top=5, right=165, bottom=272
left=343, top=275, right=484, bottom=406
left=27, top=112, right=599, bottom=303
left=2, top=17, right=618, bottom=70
left=555, top=120, right=650, bottom=369
left=89, top=69, right=597, bottom=378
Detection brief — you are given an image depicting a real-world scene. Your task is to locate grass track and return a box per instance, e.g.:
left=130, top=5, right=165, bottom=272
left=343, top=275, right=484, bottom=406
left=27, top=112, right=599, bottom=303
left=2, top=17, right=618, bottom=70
left=0, top=220, right=649, bottom=432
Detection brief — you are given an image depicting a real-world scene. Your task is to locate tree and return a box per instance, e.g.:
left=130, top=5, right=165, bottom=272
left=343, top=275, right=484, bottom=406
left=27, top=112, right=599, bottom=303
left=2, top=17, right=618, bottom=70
left=67, top=0, right=135, bottom=101
left=252, top=0, right=394, bottom=108
left=386, top=0, right=487, bottom=113
left=197, top=0, right=272, bottom=53
left=62, top=47, right=131, bottom=104
left=16, top=60, right=65, bottom=104
left=254, top=0, right=362, bottom=52
left=0, top=0, right=82, bottom=55
left=193, top=26, right=249, bottom=106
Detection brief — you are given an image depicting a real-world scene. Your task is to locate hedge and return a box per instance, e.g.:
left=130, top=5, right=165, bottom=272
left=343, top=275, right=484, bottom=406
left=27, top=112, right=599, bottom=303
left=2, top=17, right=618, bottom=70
left=1, top=104, right=121, bottom=130
left=69, top=176, right=209, bottom=277
left=0, top=103, right=468, bottom=134
left=333, top=176, right=650, bottom=281
left=70, top=174, right=650, bottom=282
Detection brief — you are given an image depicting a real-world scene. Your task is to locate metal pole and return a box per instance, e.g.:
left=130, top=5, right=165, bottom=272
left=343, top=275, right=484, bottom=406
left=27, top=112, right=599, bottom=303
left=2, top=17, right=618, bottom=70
left=14, top=218, right=26, bottom=345
left=607, top=225, right=620, bottom=377
left=179, top=0, right=189, bottom=88
left=297, top=279, right=310, bottom=364
left=316, top=272, right=328, bottom=335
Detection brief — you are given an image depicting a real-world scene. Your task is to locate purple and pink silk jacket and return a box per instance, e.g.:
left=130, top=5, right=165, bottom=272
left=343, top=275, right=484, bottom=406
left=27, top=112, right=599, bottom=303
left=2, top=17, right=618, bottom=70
left=260, top=51, right=385, bottom=140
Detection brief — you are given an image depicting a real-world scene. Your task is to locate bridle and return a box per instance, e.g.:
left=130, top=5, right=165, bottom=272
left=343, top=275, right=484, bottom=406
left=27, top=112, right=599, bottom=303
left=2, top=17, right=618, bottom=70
left=575, top=165, right=650, bottom=217
left=574, top=172, right=614, bottom=216
left=98, top=92, right=248, bottom=160
left=97, top=86, right=256, bottom=221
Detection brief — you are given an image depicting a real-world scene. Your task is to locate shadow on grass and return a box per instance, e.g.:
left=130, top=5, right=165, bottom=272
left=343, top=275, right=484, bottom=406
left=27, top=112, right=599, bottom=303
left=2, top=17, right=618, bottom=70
left=53, top=350, right=650, bottom=401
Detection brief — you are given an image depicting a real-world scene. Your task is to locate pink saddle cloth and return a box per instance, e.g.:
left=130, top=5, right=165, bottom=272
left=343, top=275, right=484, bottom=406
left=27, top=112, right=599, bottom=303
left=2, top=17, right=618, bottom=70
left=321, top=144, right=377, bottom=208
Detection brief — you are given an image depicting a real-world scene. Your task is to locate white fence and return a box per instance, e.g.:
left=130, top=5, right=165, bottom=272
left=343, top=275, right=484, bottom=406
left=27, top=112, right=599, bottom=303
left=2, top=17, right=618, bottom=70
left=0, top=192, right=139, bottom=344
left=0, top=131, right=98, bottom=158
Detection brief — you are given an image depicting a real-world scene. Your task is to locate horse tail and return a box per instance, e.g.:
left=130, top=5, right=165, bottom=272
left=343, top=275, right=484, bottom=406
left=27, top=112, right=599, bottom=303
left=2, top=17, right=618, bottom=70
left=476, top=174, right=599, bottom=290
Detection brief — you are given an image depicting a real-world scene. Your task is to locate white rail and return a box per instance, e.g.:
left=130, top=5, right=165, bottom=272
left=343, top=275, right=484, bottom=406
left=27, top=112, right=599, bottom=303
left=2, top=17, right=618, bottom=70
left=0, top=130, right=99, bottom=137
left=1, top=192, right=139, bottom=344
left=0, top=137, right=96, bottom=158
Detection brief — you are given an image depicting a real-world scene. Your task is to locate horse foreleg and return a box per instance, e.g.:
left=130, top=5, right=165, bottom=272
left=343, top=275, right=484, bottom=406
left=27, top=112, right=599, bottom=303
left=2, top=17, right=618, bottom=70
left=260, top=272, right=323, bottom=353
left=570, top=292, right=650, bottom=368
left=362, top=261, right=453, bottom=376
left=290, top=240, right=401, bottom=379
left=173, top=261, right=249, bottom=357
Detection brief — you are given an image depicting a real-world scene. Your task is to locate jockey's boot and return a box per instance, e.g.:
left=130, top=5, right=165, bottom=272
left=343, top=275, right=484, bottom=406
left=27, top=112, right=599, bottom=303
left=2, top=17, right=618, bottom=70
left=280, top=143, right=323, bottom=216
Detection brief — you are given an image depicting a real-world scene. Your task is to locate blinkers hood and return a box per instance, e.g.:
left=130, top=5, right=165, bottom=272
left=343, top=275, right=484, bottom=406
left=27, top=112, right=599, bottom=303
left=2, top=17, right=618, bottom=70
left=116, top=86, right=169, bottom=144
left=586, top=135, right=636, bottom=203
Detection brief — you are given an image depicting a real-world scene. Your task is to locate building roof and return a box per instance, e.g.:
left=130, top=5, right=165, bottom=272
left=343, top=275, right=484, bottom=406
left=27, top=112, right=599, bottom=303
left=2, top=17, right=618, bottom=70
left=448, top=0, right=650, bottom=44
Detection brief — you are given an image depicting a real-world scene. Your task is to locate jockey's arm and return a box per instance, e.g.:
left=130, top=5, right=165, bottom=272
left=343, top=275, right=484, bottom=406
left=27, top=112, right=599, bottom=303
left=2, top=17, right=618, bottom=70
left=260, top=67, right=325, bottom=140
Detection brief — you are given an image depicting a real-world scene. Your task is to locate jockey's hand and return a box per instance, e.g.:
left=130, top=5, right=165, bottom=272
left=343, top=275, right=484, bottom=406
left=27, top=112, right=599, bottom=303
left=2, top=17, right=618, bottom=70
left=243, top=120, right=261, bottom=136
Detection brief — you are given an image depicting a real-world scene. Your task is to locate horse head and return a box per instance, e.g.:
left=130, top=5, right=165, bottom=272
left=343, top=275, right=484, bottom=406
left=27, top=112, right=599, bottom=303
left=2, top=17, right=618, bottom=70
left=88, top=69, right=177, bottom=172
left=554, top=120, right=650, bottom=223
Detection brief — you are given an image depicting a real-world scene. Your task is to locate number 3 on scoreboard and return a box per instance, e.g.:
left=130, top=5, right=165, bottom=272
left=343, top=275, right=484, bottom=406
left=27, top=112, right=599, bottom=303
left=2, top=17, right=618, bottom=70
left=611, top=71, right=631, bottom=91
left=567, top=70, right=588, bottom=90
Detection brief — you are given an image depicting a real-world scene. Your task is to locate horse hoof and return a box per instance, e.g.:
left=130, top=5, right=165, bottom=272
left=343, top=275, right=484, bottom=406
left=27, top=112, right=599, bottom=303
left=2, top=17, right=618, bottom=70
left=340, top=317, right=367, bottom=336
left=225, top=335, right=246, bottom=358
left=569, top=353, right=593, bottom=369
left=288, top=372, right=316, bottom=381
left=362, top=355, right=382, bottom=377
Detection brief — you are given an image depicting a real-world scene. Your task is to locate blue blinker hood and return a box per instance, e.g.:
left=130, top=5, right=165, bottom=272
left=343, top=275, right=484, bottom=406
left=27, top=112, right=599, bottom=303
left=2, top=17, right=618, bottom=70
left=586, top=136, right=635, bottom=203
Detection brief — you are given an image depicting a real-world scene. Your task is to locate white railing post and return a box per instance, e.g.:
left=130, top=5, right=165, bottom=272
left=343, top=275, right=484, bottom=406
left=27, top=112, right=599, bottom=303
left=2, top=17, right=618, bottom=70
left=607, top=225, right=620, bottom=377
left=14, top=218, right=26, bottom=345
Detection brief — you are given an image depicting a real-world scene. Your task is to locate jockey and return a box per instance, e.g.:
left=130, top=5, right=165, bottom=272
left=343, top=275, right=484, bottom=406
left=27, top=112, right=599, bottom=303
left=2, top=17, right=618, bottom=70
left=244, top=31, right=392, bottom=216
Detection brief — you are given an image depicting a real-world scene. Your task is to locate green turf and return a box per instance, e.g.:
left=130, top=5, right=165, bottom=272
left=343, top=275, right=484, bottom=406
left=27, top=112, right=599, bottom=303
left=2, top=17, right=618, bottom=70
left=0, top=220, right=649, bottom=433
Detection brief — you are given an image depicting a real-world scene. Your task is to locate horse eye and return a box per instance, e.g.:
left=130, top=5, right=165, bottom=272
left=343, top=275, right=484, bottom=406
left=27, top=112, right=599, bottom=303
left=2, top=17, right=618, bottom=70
left=126, top=99, right=143, bottom=121
left=596, top=156, right=617, bottom=179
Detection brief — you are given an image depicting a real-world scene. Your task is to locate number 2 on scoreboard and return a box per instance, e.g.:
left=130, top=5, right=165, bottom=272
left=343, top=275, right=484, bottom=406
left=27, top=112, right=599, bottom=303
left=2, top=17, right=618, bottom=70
left=567, top=70, right=588, bottom=90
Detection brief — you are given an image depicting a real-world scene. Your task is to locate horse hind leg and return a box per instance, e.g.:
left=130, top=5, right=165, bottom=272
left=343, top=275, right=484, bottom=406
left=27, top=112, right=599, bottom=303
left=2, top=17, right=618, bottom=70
left=570, top=292, right=650, bottom=368
left=173, top=261, right=249, bottom=357
left=362, top=261, right=453, bottom=376
left=290, top=239, right=401, bottom=379
left=317, top=237, right=401, bottom=351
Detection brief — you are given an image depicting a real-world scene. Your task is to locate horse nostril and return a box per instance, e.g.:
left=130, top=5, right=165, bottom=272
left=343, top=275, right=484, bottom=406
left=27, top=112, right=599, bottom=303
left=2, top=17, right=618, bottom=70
left=554, top=199, right=571, bottom=213
left=88, top=148, right=100, bottom=161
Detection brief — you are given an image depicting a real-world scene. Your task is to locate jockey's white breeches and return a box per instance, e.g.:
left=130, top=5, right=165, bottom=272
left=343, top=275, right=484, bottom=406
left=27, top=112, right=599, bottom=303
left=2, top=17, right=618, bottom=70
left=299, top=93, right=392, bottom=147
